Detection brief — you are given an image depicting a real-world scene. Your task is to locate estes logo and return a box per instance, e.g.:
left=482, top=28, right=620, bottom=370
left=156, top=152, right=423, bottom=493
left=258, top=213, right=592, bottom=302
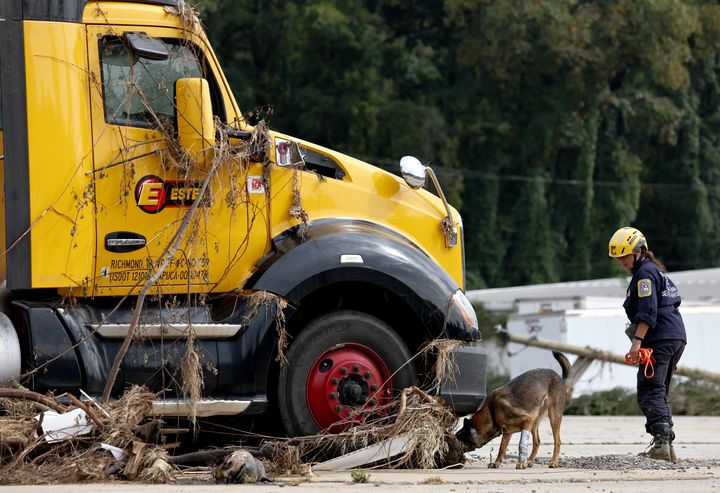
left=134, top=175, right=202, bottom=214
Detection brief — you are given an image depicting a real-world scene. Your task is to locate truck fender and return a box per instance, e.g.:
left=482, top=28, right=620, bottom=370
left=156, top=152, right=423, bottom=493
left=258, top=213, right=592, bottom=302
left=248, top=219, right=472, bottom=340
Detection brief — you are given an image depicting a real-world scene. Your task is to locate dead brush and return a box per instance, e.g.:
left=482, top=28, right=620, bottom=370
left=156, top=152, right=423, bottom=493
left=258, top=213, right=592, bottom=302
left=102, top=386, right=155, bottom=447
left=247, top=291, right=289, bottom=366
left=164, top=0, right=201, bottom=38
left=259, top=440, right=308, bottom=476
left=179, top=326, right=205, bottom=431
left=282, top=342, right=467, bottom=470
left=289, top=168, right=310, bottom=228
left=296, top=386, right=465, bottom=469
left=0, top=386, right=174, bottom=485
left=419, top=339, right=462, bottom=393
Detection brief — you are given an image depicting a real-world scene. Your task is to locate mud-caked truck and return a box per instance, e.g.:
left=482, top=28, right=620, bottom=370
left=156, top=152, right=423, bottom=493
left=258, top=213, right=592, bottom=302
left=0, top=0, right=486, bottom=436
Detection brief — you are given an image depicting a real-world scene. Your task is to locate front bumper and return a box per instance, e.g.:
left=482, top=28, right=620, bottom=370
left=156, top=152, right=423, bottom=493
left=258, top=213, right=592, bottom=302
left=439, top=343, right=487, bottom=415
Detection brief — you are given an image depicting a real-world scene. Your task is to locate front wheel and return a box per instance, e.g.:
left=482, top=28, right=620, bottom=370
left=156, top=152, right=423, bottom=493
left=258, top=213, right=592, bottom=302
left=278, top=310, right=415, bottom=436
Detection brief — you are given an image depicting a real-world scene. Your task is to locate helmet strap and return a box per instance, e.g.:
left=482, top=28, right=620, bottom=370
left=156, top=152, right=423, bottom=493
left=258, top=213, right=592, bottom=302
left=632, top=247, right=648, bottom=269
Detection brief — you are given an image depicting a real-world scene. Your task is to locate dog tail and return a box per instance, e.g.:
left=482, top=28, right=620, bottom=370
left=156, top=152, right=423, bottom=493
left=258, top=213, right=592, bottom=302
left=552, top=351, right=571, bottom=380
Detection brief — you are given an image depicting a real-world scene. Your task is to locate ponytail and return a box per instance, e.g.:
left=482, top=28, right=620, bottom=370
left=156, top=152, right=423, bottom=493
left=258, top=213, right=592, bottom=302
left=635, top=246, right=666, bottom=272
left=646, top=250, right=667, bottom=272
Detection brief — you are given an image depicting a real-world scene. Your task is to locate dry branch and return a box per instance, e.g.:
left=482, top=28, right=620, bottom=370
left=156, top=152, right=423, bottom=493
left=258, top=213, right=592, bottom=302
left=101, top=124, right=241, bottom=402
left=505, top=332, right=720, bottom=385
left=0, top=386, right=170, bottom=485
left=0, top=389, right=67, bottom=414
left=62, top=393, right=103, bottom=427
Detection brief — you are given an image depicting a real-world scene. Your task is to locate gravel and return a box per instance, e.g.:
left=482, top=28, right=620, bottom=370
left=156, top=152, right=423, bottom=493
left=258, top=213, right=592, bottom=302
left=466, top=452, right=720, bottom=471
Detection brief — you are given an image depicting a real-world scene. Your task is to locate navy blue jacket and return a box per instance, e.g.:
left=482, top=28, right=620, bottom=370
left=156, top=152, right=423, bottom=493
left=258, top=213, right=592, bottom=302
left=623, top=259, right=686, bottom=343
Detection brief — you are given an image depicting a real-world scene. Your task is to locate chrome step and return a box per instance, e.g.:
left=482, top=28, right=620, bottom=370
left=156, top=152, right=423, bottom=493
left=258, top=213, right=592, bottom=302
left=91, top=323, right=243, bottom=339
left=151, top=398, right=251, bottom=417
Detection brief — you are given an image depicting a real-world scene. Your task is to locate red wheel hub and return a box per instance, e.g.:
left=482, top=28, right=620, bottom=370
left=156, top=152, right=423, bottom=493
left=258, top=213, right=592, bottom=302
left=306, top=343, right=392, bottom=430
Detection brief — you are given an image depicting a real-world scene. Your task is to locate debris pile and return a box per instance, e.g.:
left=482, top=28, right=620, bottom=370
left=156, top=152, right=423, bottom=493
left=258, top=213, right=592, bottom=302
left=0, top=384, right=466, bottom=484
left=0, top=341, right=467, bottom=484
left=297, top=386, right=466, bottom=470
left=293, top=340, right=466, bottom=470
left=0, top=386, right=173, bottom=485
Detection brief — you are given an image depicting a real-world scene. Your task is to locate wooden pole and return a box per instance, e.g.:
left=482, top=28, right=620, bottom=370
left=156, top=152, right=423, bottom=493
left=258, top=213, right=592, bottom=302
left=504, top=332, right=720, bottom=385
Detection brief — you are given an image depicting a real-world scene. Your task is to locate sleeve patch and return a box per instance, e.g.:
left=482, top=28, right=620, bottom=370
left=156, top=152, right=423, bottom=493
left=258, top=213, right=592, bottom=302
left=638, top=279, right=652, bottom=298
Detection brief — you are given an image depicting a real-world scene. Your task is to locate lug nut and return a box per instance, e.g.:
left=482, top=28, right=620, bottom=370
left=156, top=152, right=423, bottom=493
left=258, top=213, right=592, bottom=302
left=364, top=371, right=372, bottom=379
left=340, top=367, right=348, bottom=375
left=336, top=405, right=345, bottom=413
left=331, top=377, right=339, bottom=385
left=329, top=392, right=338, bottom=400
left=352, top=364, right=361, bottom=372
left=369, top=398, right=377, bottom=406
left=370, top=384, right=378, bottom=391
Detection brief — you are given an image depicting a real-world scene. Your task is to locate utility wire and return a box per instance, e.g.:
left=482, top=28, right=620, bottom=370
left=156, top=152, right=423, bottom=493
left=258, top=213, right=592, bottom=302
left=361, top=156, right=713, bottom=191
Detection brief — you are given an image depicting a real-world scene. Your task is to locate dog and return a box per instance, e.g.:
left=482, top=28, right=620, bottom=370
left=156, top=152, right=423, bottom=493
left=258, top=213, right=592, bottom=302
left=456, top=350, right=571, bottom=469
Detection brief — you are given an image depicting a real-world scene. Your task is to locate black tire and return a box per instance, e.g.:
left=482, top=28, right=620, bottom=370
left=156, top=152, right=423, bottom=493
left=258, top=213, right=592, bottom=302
left=278, top=310, right=415, bottom=436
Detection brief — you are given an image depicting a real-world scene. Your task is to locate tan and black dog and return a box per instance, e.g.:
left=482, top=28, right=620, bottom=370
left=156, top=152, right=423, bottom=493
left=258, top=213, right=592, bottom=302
left=456, top=351, right=571, bottom=469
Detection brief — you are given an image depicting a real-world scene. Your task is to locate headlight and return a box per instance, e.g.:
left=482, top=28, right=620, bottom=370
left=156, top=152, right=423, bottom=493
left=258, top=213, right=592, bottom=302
left=451, top=290, right=478, bottom=332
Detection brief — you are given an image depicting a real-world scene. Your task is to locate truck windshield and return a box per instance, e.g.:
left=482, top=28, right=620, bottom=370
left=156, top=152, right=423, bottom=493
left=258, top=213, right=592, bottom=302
left=101, top=37, right=202, bottom=128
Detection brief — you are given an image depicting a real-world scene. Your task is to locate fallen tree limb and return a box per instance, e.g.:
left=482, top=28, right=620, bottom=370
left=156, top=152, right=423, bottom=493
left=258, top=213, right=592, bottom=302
left=0, top=388, right=67, bottom=413
left=502, top=331, right=720, bottom=385
left=101, top=143, right=224, bottom=403
left=62, top=393, right=103, bottom=427
left=168, top=446, right=260, bottom=466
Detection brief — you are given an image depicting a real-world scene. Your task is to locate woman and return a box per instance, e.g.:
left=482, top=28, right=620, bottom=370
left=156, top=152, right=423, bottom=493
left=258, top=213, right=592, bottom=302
left=608, top=227, right=687, bottom=462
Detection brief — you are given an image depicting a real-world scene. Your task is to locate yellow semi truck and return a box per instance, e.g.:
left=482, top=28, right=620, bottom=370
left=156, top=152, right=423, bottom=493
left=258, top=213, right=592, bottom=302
left=0, top=0, right=486, bottom=436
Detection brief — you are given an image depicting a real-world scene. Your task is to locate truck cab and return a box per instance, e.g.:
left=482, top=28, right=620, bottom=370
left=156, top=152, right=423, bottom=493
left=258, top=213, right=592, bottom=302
left=0, top=0, right=486, bottom=436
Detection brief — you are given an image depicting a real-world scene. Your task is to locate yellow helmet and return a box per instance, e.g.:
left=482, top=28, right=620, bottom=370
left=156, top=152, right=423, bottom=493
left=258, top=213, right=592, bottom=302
left=608, top=227, right=647, bottom=257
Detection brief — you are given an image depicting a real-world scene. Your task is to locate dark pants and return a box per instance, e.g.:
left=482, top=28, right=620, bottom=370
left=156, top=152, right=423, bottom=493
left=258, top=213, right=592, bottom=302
left=637, top=339, right=685, bottom=433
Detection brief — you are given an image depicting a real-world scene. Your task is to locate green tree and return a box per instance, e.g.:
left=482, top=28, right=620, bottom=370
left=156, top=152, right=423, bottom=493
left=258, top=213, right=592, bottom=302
left=193, top=0, right=720, bottom=287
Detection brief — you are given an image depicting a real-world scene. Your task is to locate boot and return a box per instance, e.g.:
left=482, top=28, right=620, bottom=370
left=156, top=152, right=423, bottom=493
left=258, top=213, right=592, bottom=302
left=646, top=422, right=673, bottom=461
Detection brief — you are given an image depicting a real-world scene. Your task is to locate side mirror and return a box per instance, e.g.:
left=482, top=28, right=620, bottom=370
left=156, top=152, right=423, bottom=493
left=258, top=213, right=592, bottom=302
left=175, top=78, right=215, bottom=169
left=400, top=155, right=458, bottom=248
left=125, top=32, right=169, bottom=60
left=275, top=138, right=305, bottom=167
left=400, top=155, right=427, bottom=189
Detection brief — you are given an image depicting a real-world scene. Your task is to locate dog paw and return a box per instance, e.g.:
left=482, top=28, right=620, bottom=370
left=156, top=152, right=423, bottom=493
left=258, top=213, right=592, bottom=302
left=527, top=461, right=534, bottom=468
left=487, top=463, right=501, bottom=469
left=516, top=462, right=527, bottom=469
left=549, top=461, right=560, bottom=468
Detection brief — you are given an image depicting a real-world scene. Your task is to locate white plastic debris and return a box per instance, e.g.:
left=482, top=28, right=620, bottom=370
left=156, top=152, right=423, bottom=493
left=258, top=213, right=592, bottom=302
left=312, top=432, right=414, bottom=471
left=35, top=408, right=93, bottom=443
left=101, top=443, right=126, bottom=461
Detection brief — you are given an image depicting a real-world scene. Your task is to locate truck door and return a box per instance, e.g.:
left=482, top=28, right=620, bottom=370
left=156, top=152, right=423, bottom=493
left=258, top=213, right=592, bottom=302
left=86, top=26, right=269, bottom=392
left=87, top=26, right=269, bottom=295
